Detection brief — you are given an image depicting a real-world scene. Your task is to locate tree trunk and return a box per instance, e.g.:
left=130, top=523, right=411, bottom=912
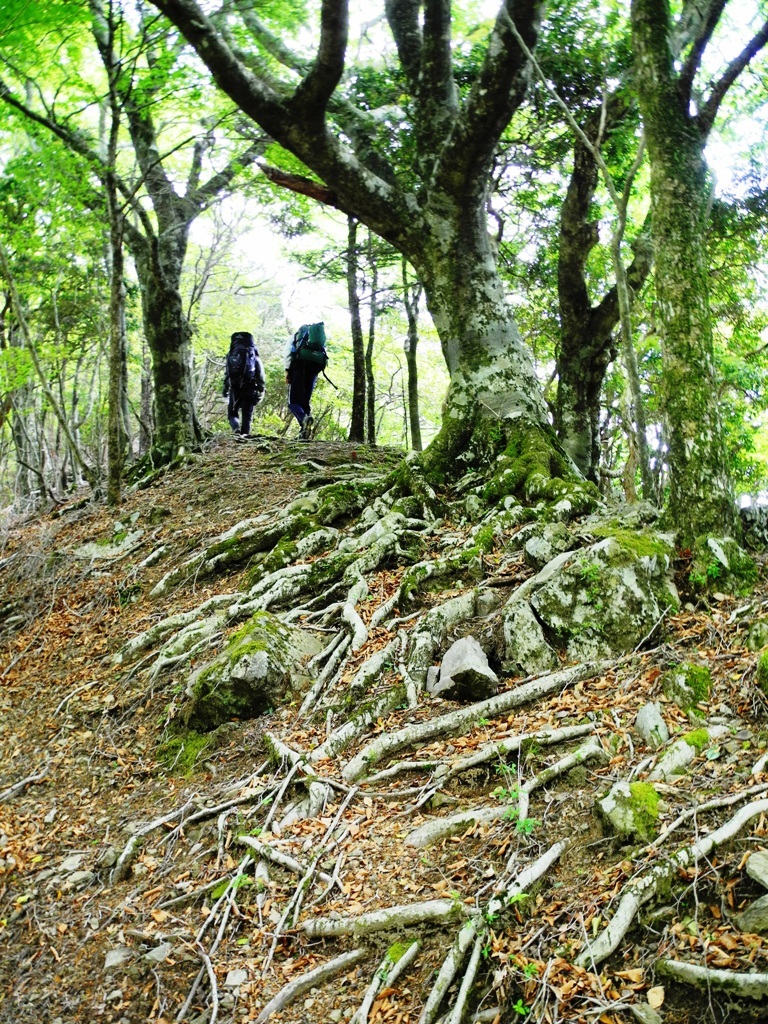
left=106, top=193, right=125, bottom=505
left=131, top=231, right=198, bottom=461
left=555, top=126, right=653, bottom=484
left=412, top=211, right=586, bottom=504
left=139, top=350, right=154, bottom=456
left=347, top=216, right=365, bottom=443
left=402, top=259, right=423, bottom=452
left=631, top=0, right=738, bottom=543
left=365, top=230, right=377, bottom=446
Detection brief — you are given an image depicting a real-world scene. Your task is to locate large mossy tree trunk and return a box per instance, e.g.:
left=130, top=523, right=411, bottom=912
left=411, top=209, right=587, bottom=504
left=630, top=0, right=768, bottom=543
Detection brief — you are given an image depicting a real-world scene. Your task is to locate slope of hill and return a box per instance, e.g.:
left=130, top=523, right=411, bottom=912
left=1, top=433, right=767, bottom=1024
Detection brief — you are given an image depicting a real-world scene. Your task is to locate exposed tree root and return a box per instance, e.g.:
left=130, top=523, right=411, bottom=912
left=350, top=940, right=421, bottom=1024
left=576, top=798, right=768, bottom=968
left=657, top=959, right=768, bottom=997
left=111, top=799, right=199, bottom=883
left=419, top=841, right=568, bottom=1023
left=254, top=948, right=368, bottom=1024
left=235, top=834, right=335, bottom=888
left=418, top=722, right=596, bottom=808
left=406, top=737, right=605, bottom=848
left=301, top=898, right=469, bottom=938
left=343, top=661, right=608, bottom=782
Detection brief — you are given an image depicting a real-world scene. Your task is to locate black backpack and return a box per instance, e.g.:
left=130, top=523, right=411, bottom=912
left=292, top=322, right=328, bottom=371
left=227, top=334, right=259, bottom=391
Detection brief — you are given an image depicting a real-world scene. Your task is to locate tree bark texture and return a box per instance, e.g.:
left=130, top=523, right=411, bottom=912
left=347, top=216, right=366, bottom=443
left=365, top=229, right=377, bottom=445
left=555, top=107, right=653, bottom=484
left=630, top=0, right=746, bottom=542
left=402, top=260, right=423, bottom=452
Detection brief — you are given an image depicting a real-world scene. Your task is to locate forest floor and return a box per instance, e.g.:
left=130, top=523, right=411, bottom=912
left=1, top=432, right=768, bottom=1024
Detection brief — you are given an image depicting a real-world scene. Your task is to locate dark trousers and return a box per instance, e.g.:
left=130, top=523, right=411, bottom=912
left=287, top=364, right=317, bottom=426
left=228, top=391, right=255, bottom=434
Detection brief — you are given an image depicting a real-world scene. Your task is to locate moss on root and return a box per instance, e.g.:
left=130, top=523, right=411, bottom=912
left=396, top=410, right=599, bottom=522
left=157, top=729, right=214, bottom=774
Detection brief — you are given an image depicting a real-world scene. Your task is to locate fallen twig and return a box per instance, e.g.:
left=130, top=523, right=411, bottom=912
left=0, top=769, right=48, bottom=802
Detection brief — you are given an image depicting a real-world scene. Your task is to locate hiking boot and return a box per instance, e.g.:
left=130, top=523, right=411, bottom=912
left=300, top=414, right=314, bottom=440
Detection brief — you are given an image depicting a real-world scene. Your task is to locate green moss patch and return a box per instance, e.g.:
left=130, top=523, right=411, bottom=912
left=157, top=730, right=213, bottom=774
left=662, top=662, right=712, bottom=710
left=756, top=651, right=768, bottom=697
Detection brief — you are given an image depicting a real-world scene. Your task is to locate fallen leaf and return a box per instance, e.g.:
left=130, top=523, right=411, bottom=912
left=647, top=985, right=665, bottom=1009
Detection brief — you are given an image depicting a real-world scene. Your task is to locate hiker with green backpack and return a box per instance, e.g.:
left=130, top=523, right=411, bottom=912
left=284, top=322, right=330, bottom=440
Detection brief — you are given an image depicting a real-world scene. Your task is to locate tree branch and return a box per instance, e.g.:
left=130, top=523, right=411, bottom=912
left=678, top=0, right=728, bottom=103
left=385, top=0, right=422, bottom=94
left=697, top=17, right=768, bottom=136
left=435, top=0, right=544, bottom=193
left=257, top=163, right=344, bottom=210
left=289, top=0, right=348, bottom=123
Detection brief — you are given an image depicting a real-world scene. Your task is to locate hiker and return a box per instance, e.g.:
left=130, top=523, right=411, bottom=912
left=223, top=331, right=265, bottom=436
left=284, top=322, right=328, bottom=440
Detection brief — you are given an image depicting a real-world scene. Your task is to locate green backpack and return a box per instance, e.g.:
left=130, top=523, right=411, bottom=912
left=292, top=322, right=328, bottom=370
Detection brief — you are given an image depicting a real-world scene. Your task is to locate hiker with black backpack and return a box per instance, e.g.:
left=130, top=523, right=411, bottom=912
left=284, top=322, right=330, bottom=440
left=223, top=331, right=266, bottom=437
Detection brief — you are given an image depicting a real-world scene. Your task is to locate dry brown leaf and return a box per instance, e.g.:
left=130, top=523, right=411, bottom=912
left=647, top=985, right=665, bottom=1009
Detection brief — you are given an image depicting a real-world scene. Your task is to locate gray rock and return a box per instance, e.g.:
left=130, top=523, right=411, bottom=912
left=740, top=504, right=768, bottom=547
left=425, top=666, right=440, bottom=692
left=503, top=600, right=558, bottom=677
left=746, top=619, right=768, bottom=652
left=99, top=846, right=119, bottom=868
left=64, top=870, right=95, bottom=890
left=648, top=736, right=702, bottom=782
left=746, top=851, right=768, bottom=890
left=104, top=947, right=134, bottom=970
left=503, top=531, right=678, bottom=671
left=59, top=854, right=84, bottom=874
left=634, top=703, right=669, bottom=750
left=184, top=611, right=304, bottom=730
left=597, top=780, right=665, bottom=840
left=733, top=893, right=768, bottom=934
left=429, top=636, right=498, bottom=702
left=225, top=969, right=248, bottom=987
left=144, top=942, right=172, bottom=963
left=629, top=1003, right=663, bottom=1024
left=523, top=522, right=572, bottom=571
left=475, top=588, right=501, bottom=616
